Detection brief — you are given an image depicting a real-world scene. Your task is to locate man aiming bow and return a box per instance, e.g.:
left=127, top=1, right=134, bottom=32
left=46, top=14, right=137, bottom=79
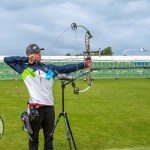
left=4, top=44, right=91, bottom=150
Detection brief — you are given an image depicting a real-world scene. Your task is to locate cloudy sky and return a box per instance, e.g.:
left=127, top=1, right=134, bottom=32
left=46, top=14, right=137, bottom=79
left=0, top=0, right=150, bottom=56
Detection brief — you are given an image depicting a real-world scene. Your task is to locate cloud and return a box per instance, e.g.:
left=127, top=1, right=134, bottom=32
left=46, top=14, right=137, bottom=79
left=0, top=0, right=150, bottom=56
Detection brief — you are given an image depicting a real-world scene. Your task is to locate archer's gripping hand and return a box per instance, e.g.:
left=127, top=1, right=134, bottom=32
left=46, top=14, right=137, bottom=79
left=28, top=55, right=41, bottom=64
left=28, top=55, right=36, bottom=64
left=85, top=56, right=92, bottom=67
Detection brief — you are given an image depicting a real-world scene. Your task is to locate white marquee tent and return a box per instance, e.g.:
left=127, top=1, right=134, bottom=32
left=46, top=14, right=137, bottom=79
left=0, top=56, right=150, bottom=62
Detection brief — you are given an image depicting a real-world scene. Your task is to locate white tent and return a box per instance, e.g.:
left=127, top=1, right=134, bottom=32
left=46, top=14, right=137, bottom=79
left=1, top=56, right=150, bottom=62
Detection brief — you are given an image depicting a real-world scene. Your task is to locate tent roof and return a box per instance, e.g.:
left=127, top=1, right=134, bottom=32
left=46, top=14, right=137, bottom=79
left=1, top=55, right=150, bottom=62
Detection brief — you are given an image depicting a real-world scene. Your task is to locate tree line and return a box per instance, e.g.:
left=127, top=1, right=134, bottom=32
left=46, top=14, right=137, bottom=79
left=65, top=47, right=113, bottom=56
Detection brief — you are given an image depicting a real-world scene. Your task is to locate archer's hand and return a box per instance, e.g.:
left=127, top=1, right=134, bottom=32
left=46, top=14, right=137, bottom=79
left=28, top=55, right=36, bottom=64
left=85, top=56, right=92, bottom=67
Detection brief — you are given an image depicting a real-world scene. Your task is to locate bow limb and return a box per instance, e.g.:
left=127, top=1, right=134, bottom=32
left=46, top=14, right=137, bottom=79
left=71, top=23, right=92, bottom=54
left=73, top=78, right=94, bottom=94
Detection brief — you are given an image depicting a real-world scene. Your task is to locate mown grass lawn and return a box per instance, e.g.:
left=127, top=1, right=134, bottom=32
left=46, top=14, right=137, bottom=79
left=0, top=78, right=150, bottom=150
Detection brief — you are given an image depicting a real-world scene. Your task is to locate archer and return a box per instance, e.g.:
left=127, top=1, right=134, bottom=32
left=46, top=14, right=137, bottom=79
left=4, top=43, right=92, bottom=150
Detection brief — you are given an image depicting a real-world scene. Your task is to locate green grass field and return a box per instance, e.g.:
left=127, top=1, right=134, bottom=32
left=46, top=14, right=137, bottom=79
left=0, top=79, right=150, bottom=150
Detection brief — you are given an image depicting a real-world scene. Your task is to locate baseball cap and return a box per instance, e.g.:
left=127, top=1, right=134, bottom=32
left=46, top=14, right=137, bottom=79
left=26, top=44, right=44, bottom=55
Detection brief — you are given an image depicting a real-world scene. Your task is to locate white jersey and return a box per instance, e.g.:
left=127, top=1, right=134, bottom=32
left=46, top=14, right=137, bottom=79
left=4, top=56, right=84, bottom=106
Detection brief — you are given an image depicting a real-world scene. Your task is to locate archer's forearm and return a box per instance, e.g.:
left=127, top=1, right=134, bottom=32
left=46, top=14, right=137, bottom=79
left=4, top=56, right=28, bottom=74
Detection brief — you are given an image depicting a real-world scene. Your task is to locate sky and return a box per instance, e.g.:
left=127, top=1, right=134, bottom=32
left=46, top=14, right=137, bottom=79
left=0, top=0, right=150, bottom=56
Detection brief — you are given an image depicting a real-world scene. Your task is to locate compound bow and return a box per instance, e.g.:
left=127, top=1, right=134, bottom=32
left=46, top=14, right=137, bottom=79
left=71, top=23, right=96, bottom=94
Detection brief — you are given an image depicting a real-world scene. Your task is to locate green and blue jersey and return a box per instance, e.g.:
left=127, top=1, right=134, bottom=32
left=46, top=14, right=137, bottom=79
left=4, top=56, right=84, bottom=106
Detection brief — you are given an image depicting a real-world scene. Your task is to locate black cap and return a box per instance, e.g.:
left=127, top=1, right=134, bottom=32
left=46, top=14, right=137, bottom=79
left=26, top=44, right=44, bottom=55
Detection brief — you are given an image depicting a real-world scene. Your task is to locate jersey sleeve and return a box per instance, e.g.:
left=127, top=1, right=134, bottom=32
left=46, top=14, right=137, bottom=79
left=47, top=62, right=85, bottom=74
left=4, top=56, right=28, bottom=74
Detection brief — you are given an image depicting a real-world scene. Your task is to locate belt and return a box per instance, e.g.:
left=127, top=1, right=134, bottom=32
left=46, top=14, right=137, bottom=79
left=28, top=104, right=53, bottom=109
left=28, top=103, right=46, bottom=108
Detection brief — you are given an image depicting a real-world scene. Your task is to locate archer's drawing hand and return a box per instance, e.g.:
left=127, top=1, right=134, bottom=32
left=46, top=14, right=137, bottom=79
left=28, top=55, right=36, bottom=64
left=85, top=56, right=92, bottom=67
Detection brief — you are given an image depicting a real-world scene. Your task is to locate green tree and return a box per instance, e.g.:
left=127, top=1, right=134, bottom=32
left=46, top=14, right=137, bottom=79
left=100, top=47, right=113, bottom=56
left=65, top=53, right=71, bottom=56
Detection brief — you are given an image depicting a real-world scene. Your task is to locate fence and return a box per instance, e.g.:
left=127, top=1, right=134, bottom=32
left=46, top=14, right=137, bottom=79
left=1, top=60, right=150, bottom=80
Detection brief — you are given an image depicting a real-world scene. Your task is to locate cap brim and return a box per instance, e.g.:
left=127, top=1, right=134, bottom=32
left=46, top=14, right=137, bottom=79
left=29, top=48, right=44, bottom=53
left=35, top=48, right=44, bottom=52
